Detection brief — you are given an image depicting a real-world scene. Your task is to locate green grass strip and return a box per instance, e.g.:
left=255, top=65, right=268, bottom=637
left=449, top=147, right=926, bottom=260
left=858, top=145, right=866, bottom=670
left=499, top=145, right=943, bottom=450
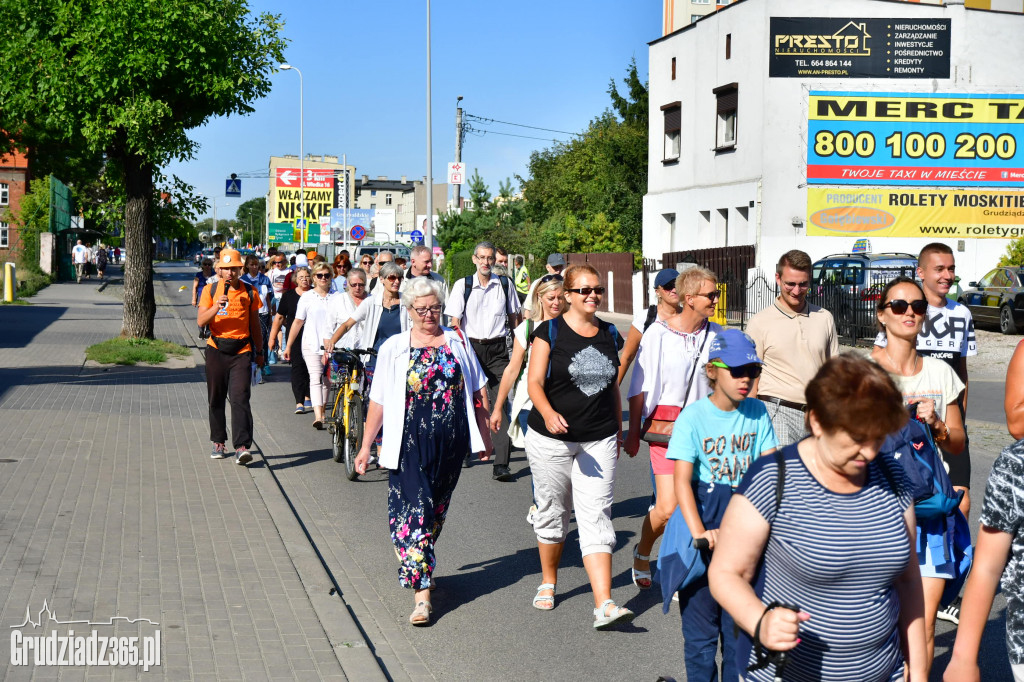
left=85, top=337, right=190, bottom=366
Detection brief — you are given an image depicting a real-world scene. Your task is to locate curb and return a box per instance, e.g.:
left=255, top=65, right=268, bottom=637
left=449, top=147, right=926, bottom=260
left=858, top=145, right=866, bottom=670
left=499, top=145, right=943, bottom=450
left=152, top=266, right=388, bottom=681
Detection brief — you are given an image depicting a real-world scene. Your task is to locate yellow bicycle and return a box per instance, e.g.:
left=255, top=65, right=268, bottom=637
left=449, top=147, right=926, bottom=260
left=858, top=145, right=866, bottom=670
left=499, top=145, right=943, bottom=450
left=325, top=348, right=376, bottom=480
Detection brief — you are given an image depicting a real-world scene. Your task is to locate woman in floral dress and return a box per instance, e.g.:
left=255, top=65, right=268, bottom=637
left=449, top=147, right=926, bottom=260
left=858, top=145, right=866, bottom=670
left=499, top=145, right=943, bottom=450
left=355, top=277, right=491, bottom=626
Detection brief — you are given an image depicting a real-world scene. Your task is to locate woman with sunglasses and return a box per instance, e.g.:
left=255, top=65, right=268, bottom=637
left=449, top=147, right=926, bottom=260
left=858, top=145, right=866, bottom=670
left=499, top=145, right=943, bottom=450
left=326, top=262, right=410, bottom=419
left=269, top=267, right=313, bottom=414
left=353, top=277, right=491, bottom=626
left=283, top=262, right=337, bottom=429
left=871, top=276, right=965, bottom=674
left=489, top=273, right=566, bottom=525
left=325, top=268, right=369, bottom=352
left=525, top=264, right=631, bottom=628
left=625, top=267, right=722, bottom=592
left=617, top=268, right=682, bottom=386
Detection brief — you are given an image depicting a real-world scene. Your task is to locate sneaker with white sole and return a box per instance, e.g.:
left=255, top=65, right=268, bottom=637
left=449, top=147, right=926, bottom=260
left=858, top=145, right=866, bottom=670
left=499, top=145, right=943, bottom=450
left=937, top=597, right=961, bottom=625
left=235, top=448, right=253, bottom=466
left=210, top=443, right=227, bottom=459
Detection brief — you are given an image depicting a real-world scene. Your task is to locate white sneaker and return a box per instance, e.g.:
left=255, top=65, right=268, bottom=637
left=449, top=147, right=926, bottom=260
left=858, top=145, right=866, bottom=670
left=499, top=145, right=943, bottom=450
left=235, top=448, right=253, bottom=466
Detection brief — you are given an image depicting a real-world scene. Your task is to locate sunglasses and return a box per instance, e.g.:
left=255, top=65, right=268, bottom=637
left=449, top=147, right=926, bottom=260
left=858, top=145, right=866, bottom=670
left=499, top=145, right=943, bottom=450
left=385, top=274, right=403, bottom=282
left=349, top=282, right=366, bottom=287
left=314, top=273, right=331, bottom=280
left=659, top=281, right=676, bottom=292
left=540, top=274, right=563, bottom=284
left=567, top=286, right=605, bottom=296
left=884, top=299, right=928, bottom=315
left=710, top=361, right=762, bottom=379
left=412, top=304, right=443, bottom=317
left=693, top=290, right=721, bottom=301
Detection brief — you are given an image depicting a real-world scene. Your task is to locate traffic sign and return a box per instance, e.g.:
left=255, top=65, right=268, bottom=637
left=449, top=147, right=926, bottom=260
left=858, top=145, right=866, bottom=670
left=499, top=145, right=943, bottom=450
left=350, top=225, right=366, bottom=241
left=447, top=162, right=464, bottom=185
left=225, top=178, right=241, bottom=197
left=410, top=229, right=424, bottom=244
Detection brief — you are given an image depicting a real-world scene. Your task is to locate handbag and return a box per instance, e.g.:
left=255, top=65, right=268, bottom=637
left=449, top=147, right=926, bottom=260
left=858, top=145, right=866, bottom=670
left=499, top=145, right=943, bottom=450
left=639, top=323, right=711, bottom=444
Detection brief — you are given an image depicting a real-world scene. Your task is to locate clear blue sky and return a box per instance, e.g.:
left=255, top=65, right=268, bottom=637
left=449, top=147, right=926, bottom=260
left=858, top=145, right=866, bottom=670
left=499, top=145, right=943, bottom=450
left=166, top=0, right=659, bottom=221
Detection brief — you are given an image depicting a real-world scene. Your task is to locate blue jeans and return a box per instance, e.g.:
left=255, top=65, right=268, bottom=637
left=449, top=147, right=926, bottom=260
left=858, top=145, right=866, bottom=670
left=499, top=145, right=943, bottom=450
left=679, top=481, right=738, bottom=682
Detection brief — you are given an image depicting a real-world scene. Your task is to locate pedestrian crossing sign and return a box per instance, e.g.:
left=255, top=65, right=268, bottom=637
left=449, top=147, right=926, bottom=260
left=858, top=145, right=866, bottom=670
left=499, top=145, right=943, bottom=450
left=225, top=178, right=241, bottom=197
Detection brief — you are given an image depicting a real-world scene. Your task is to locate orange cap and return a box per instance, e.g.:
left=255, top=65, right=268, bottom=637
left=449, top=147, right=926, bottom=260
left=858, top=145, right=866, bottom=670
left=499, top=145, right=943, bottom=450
left=217, top=249, right=244, bottom=268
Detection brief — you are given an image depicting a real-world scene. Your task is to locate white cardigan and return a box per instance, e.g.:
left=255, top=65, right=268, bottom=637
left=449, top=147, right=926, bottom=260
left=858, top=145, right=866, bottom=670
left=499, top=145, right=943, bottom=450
left=369, top=328, right=489, bottom=470
left=349, top=287, right=410, bottom=349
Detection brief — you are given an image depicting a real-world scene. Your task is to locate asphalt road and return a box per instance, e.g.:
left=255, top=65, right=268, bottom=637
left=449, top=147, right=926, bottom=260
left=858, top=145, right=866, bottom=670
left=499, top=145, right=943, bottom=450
left=157, top=261, right=1014, bottom=682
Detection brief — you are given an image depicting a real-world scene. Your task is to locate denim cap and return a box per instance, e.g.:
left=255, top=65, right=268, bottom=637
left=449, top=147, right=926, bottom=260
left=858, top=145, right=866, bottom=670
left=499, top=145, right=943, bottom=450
left=547, top=253, right=566, bottom=267
left=708, top=329, right=762, bottom=367
left=654, top=268, right=679, bottom=289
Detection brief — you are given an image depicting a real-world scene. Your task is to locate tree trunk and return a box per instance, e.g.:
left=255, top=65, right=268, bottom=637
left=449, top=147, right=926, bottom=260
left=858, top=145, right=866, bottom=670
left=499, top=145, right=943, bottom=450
left=120, top=153, right=156, bottom=338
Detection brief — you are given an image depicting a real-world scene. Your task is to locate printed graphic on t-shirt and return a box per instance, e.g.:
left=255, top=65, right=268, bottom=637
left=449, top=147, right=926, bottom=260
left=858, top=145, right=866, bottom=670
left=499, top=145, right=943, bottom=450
left=918, top=304, right=976, bottom=357
left=702, top=431, right=760, bottom=486
left=569, top=346, right=616, bottom=397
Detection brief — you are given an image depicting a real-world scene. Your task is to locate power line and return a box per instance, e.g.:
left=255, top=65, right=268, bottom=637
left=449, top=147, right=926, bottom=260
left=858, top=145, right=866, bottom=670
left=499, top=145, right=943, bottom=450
left=464, top=113, right=577, bottom=137
left=467, top=126, right=566, bottom=143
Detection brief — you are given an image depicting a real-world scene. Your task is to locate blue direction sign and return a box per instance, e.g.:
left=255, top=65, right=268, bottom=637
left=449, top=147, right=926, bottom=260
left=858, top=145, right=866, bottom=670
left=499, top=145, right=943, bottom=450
left=225, top=178, right=241, bottom=197
left=350, top=224, right=366, bottom=241
left=410, top=229, right=424, bottom=243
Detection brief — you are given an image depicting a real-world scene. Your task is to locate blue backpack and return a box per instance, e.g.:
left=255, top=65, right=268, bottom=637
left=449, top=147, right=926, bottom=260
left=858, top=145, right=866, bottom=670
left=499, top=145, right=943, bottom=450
left=545, top=316, right=621, bottom=378
left=880, top=405, right=962, bottom=520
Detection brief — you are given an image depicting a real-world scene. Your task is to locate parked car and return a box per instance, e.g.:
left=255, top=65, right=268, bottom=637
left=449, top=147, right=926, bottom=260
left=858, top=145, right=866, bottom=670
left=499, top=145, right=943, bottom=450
left=809, top=252, right=918, bottom=339
left=354, top=243, right=412, bottom=264
left=959, top=265, right=1024, bottom=334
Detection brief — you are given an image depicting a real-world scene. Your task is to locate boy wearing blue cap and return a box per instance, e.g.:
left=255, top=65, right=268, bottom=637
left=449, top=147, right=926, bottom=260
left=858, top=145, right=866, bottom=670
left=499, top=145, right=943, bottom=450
left=667, top=328, right=778, bottom=682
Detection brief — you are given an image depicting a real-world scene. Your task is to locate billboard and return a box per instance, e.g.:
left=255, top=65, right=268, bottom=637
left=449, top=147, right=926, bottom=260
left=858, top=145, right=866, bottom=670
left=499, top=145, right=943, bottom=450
left=807, top=92, right=1024, bottom=187
left=807, top=187, right=1024, bottom=239
left=770, top=18, right=950, bottom=78
left=329, top=208, right=374, bottom=241
left=274, top=168, right=336, bottom=222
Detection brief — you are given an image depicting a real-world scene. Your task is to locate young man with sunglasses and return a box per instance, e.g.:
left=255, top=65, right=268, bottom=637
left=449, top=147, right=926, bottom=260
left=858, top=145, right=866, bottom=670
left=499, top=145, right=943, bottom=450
left=445, top=241, right=522, bottom=481
left=746, top=249, right=839, bottom=446
left=874, top=242, right=976, bottom=625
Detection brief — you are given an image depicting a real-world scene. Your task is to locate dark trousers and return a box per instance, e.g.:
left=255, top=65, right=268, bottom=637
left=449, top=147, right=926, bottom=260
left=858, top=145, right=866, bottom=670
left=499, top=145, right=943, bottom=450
left=288, top=327, right=309, bottom=404
left=471, top=339, right=511, bottom=467
left=206, top=347, right=254, bottom=449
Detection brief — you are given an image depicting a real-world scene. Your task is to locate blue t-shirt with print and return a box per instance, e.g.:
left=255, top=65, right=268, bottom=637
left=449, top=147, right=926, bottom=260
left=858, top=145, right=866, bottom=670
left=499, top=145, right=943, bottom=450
left=666, top=397, right=777, bottom=487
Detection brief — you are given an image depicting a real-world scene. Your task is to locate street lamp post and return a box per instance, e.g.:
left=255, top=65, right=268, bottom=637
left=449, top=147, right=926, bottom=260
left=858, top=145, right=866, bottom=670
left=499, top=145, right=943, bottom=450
left=425, top=0, right=433, bottom=250
left=280, top=63, right=305, bottom=249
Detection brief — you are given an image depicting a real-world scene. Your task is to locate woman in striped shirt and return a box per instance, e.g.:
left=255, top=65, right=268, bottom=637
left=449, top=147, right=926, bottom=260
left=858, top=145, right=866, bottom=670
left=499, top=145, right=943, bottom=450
left=709, top=355, right=928, bottom=681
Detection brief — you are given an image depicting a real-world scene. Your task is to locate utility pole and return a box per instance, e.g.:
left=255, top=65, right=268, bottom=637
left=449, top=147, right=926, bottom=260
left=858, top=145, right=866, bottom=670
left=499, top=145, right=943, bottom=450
left=454, top=95, right=463, bottom=212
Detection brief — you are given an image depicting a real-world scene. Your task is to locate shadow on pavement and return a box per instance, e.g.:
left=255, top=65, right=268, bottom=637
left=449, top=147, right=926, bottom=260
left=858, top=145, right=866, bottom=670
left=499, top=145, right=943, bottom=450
left=0, top=364, right=202, bottom=398
left=0, top=305, right=68, bottom=348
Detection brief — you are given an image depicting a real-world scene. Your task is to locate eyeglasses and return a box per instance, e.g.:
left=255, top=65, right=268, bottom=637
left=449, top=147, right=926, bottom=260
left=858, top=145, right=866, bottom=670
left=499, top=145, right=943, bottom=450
left=781, top=280, right=810, bottom=290
left=567, top=286, right=605, bottom=296
left=412, top=304, right=443, bottom=317
left=710, top=361, right=762, bottom=379
left=540, top=274, right=563, bottom=284
left=314, top=273, right=331, bottom=280
left=385, top=274, right=403, bottom=282
left=361, top=261, right=373, bottom=266
left=884, top=299, right=928, bottom=315
left=349, top=282, right=366, bottom=288
left=693, top=290, right=721, bottom=301
left=658, top=281, right=676, bottom=292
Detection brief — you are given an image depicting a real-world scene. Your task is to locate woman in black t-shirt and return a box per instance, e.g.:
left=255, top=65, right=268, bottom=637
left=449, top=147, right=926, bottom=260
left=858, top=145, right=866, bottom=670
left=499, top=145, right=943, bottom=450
left=525, top=264, right=632, bottom=629
left=269, top=267, right=312, bottom=413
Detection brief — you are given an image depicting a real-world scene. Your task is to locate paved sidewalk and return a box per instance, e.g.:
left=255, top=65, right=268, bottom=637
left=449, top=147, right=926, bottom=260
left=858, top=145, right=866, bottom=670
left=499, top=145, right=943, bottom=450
left=0, top=272, right=378, bottom=680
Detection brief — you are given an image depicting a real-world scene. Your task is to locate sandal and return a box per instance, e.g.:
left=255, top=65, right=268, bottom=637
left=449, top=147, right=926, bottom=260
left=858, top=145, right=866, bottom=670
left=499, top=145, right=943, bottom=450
left=632, top=544, right=653, bottom=590
left=409, top=600, right=432, bottom=626
left=532, top=583, right=556, bottom=611
left=313, top=419, right=324, bottom=430
left=593, top=600, right=634, bottom=630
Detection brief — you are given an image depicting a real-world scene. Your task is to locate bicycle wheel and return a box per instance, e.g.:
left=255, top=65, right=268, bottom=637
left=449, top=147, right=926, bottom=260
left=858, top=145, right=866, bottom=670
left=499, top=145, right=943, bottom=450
left=344, top=398, right=363, bottom=481
left=332, top=419, right=344, bottom=463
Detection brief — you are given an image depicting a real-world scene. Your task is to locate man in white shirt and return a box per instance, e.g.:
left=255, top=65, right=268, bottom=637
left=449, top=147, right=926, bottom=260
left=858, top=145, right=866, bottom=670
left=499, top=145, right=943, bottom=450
left=445, top=241, right=521, bottom=481
left=72, top=240, right=89, bottom=283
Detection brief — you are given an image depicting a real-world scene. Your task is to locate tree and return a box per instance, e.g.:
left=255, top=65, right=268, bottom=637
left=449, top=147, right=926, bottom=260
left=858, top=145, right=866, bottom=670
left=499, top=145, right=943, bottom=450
left=1000, top=237, right=1024, bottom=267
left=235, top=197, right=266, bottom=236
left=0, top=1, right=286, bottom=337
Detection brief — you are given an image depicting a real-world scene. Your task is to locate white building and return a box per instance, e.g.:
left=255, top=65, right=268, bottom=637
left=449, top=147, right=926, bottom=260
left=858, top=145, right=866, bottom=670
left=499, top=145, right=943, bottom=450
left=644, top=0, right=1024, bottom=283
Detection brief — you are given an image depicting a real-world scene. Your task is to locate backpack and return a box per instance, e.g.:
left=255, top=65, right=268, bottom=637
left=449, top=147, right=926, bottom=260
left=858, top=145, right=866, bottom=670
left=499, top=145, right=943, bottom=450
left=463, top=274, right=514, bottom=317
left=880, top=405, right=962, bottom=520
left=545, top=316, right=621, bottom=378
left=643, top=304, right=658, bottom=332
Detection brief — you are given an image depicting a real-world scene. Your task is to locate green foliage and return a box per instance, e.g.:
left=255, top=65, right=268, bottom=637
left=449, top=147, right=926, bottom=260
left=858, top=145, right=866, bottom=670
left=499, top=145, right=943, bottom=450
left=440, top=250, right=477, bottom=284
left=2, top=177, right=50, bottom=274
left=999, top=237, right=1024, bottom=266
left=236, top=197, right=266, bottom=232
left=85, top=336, right=190, bottom=365
left=1, top=267, right=51, bottom=299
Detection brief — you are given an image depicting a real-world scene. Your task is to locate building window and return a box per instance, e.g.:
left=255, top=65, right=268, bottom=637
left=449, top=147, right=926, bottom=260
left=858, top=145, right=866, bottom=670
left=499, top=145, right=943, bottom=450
left=0, top=222, right=8, bottom=248
left=726, top=34, right=731, bottom=60
left=713, top=83, right=738, bottom=150
left=662, top=101, right=681, bottom=162
left=370, top=203, right=376, bottom=210
left=692, top=0, right=710, bottom=4
left=671, top=57, right=676, bottom=80
left=386, top=193, right=393, bottom=206
left=0, top=183, right=7, bottom=206
left=371, top=190, right=377, bottom=197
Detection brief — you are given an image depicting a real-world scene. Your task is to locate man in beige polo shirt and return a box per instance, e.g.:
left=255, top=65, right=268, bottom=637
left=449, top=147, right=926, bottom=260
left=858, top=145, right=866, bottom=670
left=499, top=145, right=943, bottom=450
left=747, top=249, right=839, bottom=445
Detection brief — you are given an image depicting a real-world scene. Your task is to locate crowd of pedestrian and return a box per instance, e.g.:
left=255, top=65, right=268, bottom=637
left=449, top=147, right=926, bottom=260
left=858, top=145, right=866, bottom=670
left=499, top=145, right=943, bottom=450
left=195, top=241, right=1022, bottom=681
